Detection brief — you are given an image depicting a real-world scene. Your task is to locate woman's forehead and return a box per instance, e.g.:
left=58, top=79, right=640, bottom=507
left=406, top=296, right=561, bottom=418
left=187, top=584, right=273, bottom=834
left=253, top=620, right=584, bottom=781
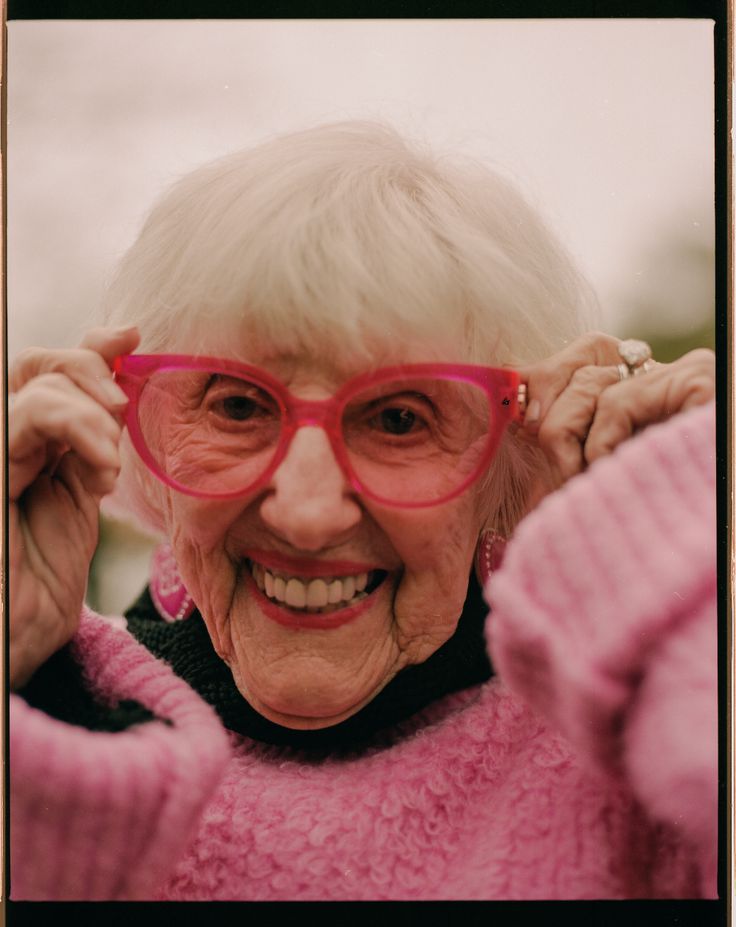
left=172, top=321, right=470, bottom=381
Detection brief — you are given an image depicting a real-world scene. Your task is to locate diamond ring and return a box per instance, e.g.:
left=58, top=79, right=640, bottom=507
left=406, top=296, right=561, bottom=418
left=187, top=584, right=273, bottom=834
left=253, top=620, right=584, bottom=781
left=617, top=339, right=655, bottom=380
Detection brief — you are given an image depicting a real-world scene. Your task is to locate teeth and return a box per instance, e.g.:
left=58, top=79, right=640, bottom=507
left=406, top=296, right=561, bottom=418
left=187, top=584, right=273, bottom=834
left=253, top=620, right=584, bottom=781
left=285, top=578, right=307, bottom=608
left=254, top=566, right=265, bottom=591
left=306, top=579, right=329, bottom=608
left=250, top=563, right=375, bottom=611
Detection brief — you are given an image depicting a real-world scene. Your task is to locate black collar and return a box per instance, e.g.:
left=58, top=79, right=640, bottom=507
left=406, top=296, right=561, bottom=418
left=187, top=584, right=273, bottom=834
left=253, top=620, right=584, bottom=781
left=125, top=573, right=492, bottom=753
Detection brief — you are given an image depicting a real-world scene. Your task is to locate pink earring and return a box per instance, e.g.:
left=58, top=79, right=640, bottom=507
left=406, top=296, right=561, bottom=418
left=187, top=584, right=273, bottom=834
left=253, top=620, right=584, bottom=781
left=150, top=543, right=195, bottom=622
left=474, top=531, right=507, bottom=587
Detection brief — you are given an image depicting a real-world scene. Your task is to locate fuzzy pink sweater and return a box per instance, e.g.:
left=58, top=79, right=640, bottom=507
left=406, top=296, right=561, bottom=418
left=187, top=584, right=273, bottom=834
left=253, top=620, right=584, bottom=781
left=10, top=403, right=718, bottom=901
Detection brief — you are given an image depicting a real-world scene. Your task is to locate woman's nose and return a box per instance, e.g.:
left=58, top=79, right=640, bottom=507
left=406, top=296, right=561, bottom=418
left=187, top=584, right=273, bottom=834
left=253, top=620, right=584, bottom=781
left=258, top=427, right=363, bottom=551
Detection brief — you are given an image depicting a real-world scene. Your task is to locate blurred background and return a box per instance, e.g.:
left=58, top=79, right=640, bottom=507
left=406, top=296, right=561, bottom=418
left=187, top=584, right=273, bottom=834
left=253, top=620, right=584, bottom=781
left=7, top=19, right=715, bottom=614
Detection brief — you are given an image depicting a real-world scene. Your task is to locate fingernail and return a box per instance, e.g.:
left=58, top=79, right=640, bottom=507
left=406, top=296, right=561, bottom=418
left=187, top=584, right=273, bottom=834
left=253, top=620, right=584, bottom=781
left=112, top=324, right=138, bottom=336
left=524, top=398, right=541, bottom=426
left=100, top=380, right=129, bottom=407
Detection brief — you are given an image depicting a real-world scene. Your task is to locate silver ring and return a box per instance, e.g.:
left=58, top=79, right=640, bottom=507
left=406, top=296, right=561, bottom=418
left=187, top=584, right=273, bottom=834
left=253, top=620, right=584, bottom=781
left=617, top=339, right=654, bottom=377
left=616, top=362, right=631, bottom=382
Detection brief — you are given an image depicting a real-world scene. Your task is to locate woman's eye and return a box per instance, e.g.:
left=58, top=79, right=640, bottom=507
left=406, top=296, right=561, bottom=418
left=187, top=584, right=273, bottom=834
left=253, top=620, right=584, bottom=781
left=218, top=395, right=259, bottom=421
left=202, top=375, right=278, bottom=424
left=377, top=406, right=419, bottom=435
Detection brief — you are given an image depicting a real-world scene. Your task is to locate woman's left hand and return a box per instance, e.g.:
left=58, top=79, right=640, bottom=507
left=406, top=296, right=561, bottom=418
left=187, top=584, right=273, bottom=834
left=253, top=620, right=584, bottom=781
left=517, top=332, right=715, bottom=490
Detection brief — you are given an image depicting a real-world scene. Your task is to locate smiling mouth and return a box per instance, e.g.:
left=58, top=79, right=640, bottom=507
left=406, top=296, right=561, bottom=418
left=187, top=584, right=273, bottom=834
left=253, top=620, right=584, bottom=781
left=247, top=560, right=388, bottom=614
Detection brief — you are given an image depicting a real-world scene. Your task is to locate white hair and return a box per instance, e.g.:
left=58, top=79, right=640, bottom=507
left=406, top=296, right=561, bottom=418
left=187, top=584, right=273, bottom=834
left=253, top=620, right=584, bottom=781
left=102, top=120, right=598, bottom=536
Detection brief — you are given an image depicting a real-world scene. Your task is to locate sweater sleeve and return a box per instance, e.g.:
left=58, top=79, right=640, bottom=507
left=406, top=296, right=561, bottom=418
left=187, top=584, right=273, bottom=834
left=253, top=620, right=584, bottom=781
left=485, top=402, right=718, bottom=895
left=10, top=610, right=231, bottom=900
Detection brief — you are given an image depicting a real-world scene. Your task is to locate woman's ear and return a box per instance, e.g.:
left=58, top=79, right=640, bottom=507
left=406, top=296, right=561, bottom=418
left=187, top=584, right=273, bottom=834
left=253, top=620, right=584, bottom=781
left=479, top=435, right=550, bottom=540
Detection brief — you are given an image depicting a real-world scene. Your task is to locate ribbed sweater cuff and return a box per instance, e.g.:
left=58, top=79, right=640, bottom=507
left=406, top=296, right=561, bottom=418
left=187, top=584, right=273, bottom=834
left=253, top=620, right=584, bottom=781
left=10, top=612, right=231, bottom=900
left=485, top=402, right=716, bottom=770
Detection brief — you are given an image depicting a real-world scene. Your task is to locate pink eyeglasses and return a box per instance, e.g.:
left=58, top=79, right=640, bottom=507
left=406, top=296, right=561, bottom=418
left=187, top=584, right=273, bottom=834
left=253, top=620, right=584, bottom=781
left=114, top=354, right=525, bottom=509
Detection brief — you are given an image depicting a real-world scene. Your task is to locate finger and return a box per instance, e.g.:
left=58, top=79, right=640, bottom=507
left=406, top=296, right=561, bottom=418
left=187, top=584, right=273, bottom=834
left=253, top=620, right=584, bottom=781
left=19, top=453, right=108, bottom=546
left=536, top=364, right=621, bottom=485
left=518, top=332, right=622, bottom=432
left=55, top=451, right=120, bottom=502
left=9, top=375, right=122, bottom=458
left=10, top=342, right=133, bottom=412
left=78, top=324, right=140, bottom=364
left=9, top=375, right=123, bottom=499
left=585, top=350, right=715, bottom=464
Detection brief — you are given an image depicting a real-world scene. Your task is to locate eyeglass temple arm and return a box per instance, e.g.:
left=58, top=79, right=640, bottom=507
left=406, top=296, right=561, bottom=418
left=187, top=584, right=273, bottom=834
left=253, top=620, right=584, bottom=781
left=113, top=355, right=132, bottom=380
left=516, top=383, right=527, bottom=417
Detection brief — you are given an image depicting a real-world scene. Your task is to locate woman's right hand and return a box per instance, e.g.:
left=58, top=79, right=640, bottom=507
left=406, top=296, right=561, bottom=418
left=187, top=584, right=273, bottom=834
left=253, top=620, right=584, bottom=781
left=9, top=326, right=140, bottom=689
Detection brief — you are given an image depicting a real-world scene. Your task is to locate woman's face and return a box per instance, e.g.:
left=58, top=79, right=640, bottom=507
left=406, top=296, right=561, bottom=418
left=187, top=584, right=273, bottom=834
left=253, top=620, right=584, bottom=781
left=159, top=341, right=488, bottom=730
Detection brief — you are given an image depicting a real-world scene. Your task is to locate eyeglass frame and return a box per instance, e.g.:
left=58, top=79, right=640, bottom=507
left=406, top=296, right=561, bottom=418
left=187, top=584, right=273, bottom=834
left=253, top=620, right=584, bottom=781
left=113, top=353, right=526, bottom=509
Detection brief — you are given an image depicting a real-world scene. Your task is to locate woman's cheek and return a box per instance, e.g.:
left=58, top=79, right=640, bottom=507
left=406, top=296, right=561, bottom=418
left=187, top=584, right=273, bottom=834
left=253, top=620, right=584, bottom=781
left=166, top=493, right=241, bottom=547
left=398, top=500, right=480, bottom=582
left=390, top=504, right=480, bottom=662
left=167, top=501, right=243, bottom=656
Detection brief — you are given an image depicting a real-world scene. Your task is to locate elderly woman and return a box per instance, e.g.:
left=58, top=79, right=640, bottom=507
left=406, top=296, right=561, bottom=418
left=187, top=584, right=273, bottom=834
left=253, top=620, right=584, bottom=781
left=9, top=122, right=717, bottom=901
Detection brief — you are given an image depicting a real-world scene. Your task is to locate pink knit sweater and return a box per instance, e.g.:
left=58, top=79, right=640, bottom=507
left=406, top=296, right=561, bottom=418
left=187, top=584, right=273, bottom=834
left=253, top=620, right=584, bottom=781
left=10, top=402, right=718, bottom=901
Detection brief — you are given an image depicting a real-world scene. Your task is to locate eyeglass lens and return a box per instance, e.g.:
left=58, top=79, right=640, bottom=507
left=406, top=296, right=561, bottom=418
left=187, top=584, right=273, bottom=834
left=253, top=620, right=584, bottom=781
left=135, top=369, right=495, bottom=504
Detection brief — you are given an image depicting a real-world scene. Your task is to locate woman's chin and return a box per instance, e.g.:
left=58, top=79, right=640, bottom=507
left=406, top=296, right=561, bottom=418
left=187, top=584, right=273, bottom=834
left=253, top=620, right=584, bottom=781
left=222, top=582, right=401, bottom=729
left=255, top=706, right=360, bottom=731
left=233, top=674, right=387, bottom=730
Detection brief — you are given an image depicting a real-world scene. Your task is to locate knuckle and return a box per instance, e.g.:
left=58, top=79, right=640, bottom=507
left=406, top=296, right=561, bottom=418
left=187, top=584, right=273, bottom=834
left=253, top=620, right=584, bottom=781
left=29, top=403, right=70, bottom=438
left=44, top=352, right=83, bottom=376
left=581, top=330, right=605, bottom=347
left=24, top=378, right=112, bottom=428
left=580, top=331, right=618, bottom=352
left=34, top=371, right=74, bottom=393
left=536, top=419, right=556, bottom=448
left=537, top=420, right=573, bottom=454
left=12, top=371, right=67, bottom=401
left=10, top=347, right=98, bottom=390
left=555, top=331, right=620, bottom=371
left=47, top=347, right=104, bottom=376
left=569, top=364, right=603, bottom=387
left=583, top=434, right=607, bottom=465
left=595, top=388, right=624, bottom=416
left=685, top=348, right=716, bottom=368
left=12, top=345, right=46, bottom=367
left=9, top=346, right=49, bottom=385
left=688, top=374, right=716, bottom=401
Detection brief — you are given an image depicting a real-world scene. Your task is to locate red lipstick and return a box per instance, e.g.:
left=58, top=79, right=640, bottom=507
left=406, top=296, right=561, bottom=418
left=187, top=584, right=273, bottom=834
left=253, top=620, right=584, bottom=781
left=243, top=569, right=383, bottom=630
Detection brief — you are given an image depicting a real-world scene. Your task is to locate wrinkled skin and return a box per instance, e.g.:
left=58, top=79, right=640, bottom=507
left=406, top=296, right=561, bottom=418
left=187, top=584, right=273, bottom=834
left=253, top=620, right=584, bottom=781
left=9, top=328, right=715, bottom=725
left=158, top=352, right=486, bottom=728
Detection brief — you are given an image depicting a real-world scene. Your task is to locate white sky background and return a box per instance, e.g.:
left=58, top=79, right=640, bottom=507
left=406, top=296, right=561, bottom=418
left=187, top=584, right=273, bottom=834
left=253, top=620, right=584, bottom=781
left=7, top=19, right=715, bottom=360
